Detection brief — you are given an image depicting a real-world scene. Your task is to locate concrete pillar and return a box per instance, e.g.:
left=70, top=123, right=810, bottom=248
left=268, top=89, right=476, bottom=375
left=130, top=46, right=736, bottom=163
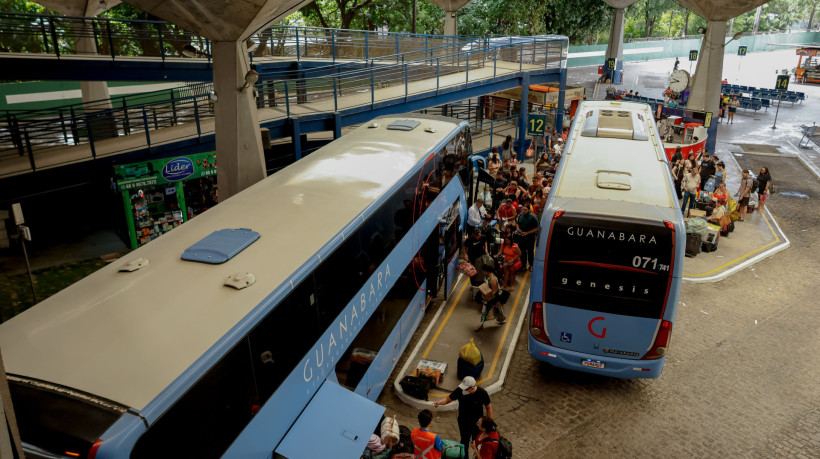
left=444, top=11, right=457, bottom=36
left=605, top=8, right=627, bottom=83
left=687, top=20, right=725, bottom=154
left=212, top=41, right=266, bottom=200
left=516, top=73, right=530, bottom=162
left=74, top=20, right=112, bottom=110
left=555, top=68, right=567, bottom=132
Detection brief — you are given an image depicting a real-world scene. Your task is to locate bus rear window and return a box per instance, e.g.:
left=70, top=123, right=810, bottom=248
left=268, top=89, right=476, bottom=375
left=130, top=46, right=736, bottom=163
left=10, top=380, right=124, bottom=457
left=544, top=214, right=674, bottom=318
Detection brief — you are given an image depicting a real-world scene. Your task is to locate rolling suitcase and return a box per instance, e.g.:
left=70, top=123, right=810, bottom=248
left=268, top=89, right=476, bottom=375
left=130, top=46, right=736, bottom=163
left=685, top=233, right=702, bottom=257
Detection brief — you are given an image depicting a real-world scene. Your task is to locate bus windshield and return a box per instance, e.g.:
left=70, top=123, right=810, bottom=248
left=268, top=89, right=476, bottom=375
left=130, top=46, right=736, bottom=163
left=10, top=379, right=125, bottom=457
left=545, top=213, right=674, bottom=319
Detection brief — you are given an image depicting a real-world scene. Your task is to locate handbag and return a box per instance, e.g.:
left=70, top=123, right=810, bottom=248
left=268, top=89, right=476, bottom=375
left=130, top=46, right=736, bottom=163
left=769, top=181, right=776, bottom=194
left=513, top=260, right=523, bottom=271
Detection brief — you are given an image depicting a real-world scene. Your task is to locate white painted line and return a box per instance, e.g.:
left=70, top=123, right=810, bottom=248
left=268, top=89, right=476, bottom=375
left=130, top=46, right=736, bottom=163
left=567, top=47, right=663, bottom=59
left=623, top=47, right=665, bottom=55
left=393, top=274, right=463, bottom=411
left=5, top=83, right=184, bottom=104
left=486, top=291, right=529, bottom=396
left=786, top=140, right=820, bottom=180
left=683, top=208, right=790, bottom=284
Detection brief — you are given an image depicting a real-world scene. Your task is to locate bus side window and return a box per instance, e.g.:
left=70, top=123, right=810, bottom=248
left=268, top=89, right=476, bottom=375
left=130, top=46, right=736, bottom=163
left=132, top=339, right=259, bottom=457
left=248, top=277, right=322, bottom=403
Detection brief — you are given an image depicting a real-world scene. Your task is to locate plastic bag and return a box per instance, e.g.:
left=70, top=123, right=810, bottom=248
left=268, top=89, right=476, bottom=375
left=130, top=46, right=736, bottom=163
left=685, top=217, right=710, bottom=237
left=459, top=338, right=482, bottom=366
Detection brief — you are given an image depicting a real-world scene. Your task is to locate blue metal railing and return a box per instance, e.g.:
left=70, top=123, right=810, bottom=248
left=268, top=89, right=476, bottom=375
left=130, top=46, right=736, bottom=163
left=0, top=11, right=568, bottom=176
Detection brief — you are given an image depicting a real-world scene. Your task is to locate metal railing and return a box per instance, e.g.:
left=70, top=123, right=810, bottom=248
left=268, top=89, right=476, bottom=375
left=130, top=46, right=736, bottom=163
left=0, top=11, right=567, bottom=175
left=0, top=11, right=211, bottom=62
left=0, top=82, right=214, bottom=168
left=254, top=36, right=566, bottom=117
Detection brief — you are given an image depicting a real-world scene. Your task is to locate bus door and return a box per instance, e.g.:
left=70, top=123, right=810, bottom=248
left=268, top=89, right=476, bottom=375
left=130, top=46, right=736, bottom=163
left=470, top=167, right=496, bottom=210
left=422, top=229, right=442, bottom=301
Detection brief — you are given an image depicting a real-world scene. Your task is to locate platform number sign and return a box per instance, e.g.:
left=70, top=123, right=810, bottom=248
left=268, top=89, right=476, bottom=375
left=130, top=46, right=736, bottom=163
left=527, top=113, right=546, bottom=136
left=776, top=75, right=790, bottom=92
left=738, top=46, right=747, bottom=56
left=606, top=58, right=616, bottom=70
left=689, top=50, right=698, bottom=61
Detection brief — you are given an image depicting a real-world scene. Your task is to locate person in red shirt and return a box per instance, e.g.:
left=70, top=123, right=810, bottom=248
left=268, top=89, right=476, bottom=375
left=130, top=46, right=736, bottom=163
left=471, top=416, right=501, bottom=459
left=496, top=199, right=517, bottom=227
left=411, top=409, right=444, bottom=459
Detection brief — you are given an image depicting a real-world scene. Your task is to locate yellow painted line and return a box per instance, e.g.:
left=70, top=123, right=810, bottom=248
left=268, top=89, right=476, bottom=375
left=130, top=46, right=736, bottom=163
left=421, top=277, right=471, bottom=359
left=686, top=210, right=780, bottom=277
left=478, top=271, right=530, bottom=386
left=423, top=271, right=530, bottom=399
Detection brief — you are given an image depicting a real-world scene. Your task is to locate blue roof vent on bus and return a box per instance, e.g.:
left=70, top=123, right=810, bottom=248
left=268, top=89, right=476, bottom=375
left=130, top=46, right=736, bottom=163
left=387, top=120, right=421, bottom=131
left=181, top=228, right=260, bottom=264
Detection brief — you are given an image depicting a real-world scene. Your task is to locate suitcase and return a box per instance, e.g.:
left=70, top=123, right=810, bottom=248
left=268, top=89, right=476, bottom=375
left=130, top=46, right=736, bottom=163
left=685, top=233, right=702, bottom=257
left=457, top=356, right=484, bottom=380
left=442, top=440, right=466, bottom=459
left=399, top=375, right=430, bottom=400
left=703, top=224, right=721, bottom=244
left=702, top=238, right=718, bottom=252
left=747, top=203, right=755, bottom=214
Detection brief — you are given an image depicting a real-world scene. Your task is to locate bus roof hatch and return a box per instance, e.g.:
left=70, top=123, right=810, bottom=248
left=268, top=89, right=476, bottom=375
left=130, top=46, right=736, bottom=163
left=581, top=108, right=649, bottom=141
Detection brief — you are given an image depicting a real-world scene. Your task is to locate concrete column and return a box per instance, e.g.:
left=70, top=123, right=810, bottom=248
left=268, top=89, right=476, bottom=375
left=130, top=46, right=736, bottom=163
left=516, top=73, right=530, bottom=162
left=212, top=41, right=266, bottom=200
left=74, top=20, right=112, bottom=110
left=444, top=11, right=457, bottom=36
left=555, top=68, right=567, bottom=132
left=605, top=7, right=627, bottom=81
left=687, top=20, right=725, bottom=154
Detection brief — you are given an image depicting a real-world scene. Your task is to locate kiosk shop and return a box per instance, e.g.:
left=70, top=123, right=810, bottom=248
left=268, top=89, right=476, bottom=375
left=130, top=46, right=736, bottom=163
left=115, top=152, right=218, bottom=248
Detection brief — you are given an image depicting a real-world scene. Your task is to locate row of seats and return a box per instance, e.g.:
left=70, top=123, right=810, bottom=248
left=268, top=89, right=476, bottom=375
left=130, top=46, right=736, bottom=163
left=733, top=97, right=766, bottom=111
left=722, top=83, right=806, bottom=105
left=621, top=95, right=667, bottom=107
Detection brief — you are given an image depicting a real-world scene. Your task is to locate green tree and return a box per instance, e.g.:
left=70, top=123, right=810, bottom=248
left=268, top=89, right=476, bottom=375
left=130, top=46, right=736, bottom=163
left=542, top=0, right=612, bottom=44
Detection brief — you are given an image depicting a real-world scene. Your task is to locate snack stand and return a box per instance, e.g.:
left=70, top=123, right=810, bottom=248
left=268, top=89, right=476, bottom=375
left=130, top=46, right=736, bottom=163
left=795, top=46, right=820, bottom=84
left=657, top=106, right=709, bottom=160
left=115, top=152, right=218, bottom=248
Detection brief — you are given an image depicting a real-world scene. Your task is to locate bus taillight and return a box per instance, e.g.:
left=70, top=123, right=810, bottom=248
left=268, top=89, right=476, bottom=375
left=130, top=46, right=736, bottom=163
left=553, top=211, right=565, bottom=219
left=641, top=320, right=672, bottom=360
left=530, top=302, right=551, bottom=345
left=664, top=220, right=675, bottom=231
left=88, top=439, right=103, bottom=459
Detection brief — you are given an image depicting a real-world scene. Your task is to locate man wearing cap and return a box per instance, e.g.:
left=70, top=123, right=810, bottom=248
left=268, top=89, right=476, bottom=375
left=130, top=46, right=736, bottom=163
left=432, top=376, right=493, bottom=452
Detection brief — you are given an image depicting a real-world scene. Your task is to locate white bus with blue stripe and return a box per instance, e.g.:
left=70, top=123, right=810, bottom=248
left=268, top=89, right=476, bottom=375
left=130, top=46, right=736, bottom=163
left=528, top=101, right=685, bottom=379
left=0, top=114, right=471, bottom=458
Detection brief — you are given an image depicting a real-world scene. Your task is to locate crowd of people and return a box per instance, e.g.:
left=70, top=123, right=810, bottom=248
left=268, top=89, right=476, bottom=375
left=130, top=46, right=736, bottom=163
left=670, top=145, right=773, bottom=231
left=461, top=136, right=565, bottom=333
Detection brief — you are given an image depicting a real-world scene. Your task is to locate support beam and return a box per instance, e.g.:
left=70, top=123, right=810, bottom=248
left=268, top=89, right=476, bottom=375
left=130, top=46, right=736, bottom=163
left=212, top=41, right=266, bottom=200
left=686, top=20, right=725, bottom=154
left=605, top=8, right=627, bottom=84
left=75, top=19, right=112, bottom=110
left=444, top=11, right=457, bottom=36
left=516, top=73, right=530, bottom=162
left=555, top=69, right=567, bottom=133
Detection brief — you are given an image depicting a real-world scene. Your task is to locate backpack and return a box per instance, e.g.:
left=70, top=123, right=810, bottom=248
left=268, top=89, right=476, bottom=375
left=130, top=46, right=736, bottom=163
left=487, top=435, right=513, bottom=459
left=750, top=178, right=759, bottom=194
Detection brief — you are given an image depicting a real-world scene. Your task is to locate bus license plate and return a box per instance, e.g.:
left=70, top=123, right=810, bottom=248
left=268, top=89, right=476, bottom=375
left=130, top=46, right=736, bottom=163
left=581, top=359, right=605, bottom=369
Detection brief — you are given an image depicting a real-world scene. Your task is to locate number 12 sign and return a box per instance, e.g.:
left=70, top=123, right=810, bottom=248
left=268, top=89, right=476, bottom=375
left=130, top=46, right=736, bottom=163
left=527, top=113, right=546, bottom=136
